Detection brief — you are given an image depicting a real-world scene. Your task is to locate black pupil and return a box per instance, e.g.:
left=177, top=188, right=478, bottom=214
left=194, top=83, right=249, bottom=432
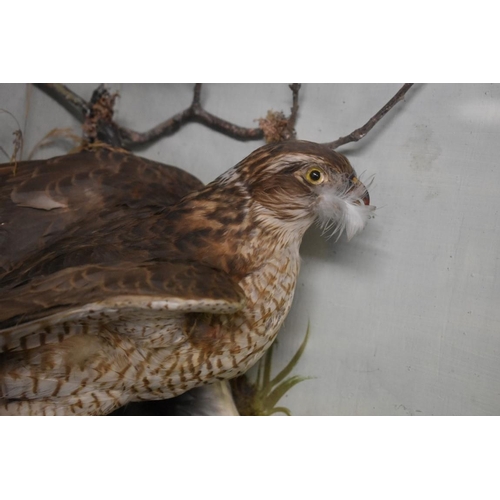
left=310, top=170, right=321, bottom=181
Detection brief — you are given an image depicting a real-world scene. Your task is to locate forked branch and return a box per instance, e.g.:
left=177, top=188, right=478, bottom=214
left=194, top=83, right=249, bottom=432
left=34, top=83, right=413, bottom=151
left=36, top=83, right=300, bottom=148
left=118, top=84, right=268, bottom=146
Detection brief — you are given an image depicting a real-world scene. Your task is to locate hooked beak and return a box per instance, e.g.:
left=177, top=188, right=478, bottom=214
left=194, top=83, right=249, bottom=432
left=349, top=176, right=370, bottom=206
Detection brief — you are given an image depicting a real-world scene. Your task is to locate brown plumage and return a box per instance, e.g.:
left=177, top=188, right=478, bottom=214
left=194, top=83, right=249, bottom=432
left=0, top=140, right=373, bottom=415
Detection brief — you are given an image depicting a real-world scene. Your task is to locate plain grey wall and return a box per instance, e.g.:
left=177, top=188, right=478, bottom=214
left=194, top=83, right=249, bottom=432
left=1, top=83, right=499, bottom=415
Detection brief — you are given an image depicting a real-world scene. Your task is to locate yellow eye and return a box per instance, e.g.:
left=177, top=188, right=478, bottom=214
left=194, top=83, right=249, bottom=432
left=305, top=167, right=325, bottom=185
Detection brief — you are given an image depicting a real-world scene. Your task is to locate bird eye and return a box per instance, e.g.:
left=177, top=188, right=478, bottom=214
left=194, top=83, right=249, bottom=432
left=305, top=167, right=324, bottom=185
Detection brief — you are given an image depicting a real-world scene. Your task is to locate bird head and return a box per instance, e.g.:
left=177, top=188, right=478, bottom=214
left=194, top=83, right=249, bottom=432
left=221, top=140, right=374, bottom=242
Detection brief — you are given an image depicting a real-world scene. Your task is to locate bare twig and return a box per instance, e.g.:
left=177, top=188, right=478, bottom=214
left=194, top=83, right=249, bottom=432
left=192, top=83, right=202, bottom=106
left=28, top=127, right=82, bottom=160
left=324, top=83, right=414, bottom=150
left=118, top=83, right=265, bottom=146
left=35, top=83, right=305, bottom=148
left=35, top=83, right=90, bottom=119
left=35, top=83, right=412, bottom=151
left=36, top=83, right=268, bottom=147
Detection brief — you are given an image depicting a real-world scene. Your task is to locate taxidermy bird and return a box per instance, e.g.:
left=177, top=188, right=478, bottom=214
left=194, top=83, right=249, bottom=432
left=0, top=140, right=373, bottom=415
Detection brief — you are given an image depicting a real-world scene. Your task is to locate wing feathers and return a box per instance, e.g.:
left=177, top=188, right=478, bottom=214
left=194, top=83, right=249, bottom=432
left=0, top=261, right=245, bottom=349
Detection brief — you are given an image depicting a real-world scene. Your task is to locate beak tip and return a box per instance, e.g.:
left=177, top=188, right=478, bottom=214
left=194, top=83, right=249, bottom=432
left=351, top=176, right=370, bottom=206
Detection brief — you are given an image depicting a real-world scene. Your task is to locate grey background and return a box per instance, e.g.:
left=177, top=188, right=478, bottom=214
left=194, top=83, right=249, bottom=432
left=1, top=83, right=499, bottom=415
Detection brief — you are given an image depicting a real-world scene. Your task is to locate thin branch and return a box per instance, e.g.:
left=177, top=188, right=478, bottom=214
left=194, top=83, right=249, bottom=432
left=27, top=127, right=82, bottom=160
left=192, top=83, right=202, bottom=106
left=35, top=83, right=304, bottom=149
left=118, top=84, right=265, bottom=146
left=193, top=107, right=265, bottom=141
left=324, top=83, right=414, bottom=150
left=35, top=83, right=90, bottom=119
left=117, top=106, right=197, bottom=145
left=36, top=83, right=268, bottom=147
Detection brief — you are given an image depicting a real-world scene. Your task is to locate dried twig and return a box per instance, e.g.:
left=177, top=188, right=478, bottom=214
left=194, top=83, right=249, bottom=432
left=325, top=83, right=414, bottom=150
left=34, top=83, right=413, bottom=151
left=35, top=83, right=306, bottom=148
left=35, top=83, right=90, bottom=119
left=27, top=128, right=82, bottom=160
left=117, top=83, right=265, bottom=146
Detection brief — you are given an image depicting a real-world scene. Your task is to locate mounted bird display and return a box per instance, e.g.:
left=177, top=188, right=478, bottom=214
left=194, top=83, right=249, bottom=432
left=0, top=140, right=373, bottom=415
